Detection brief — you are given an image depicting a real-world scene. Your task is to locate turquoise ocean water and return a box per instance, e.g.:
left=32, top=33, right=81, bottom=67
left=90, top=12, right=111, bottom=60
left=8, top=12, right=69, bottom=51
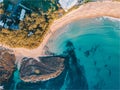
left=3, top=17, right=120, bottom=90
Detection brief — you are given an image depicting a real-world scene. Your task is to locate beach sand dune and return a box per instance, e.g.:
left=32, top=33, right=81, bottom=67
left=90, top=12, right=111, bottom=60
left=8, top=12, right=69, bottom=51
left=0, top=0, right=120, bottom=67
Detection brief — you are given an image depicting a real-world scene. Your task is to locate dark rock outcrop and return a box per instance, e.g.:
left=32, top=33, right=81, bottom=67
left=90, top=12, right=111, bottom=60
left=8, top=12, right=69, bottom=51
left=0, top=47, right=16, bottom=84
left=20, top=56, right=65, bottom=82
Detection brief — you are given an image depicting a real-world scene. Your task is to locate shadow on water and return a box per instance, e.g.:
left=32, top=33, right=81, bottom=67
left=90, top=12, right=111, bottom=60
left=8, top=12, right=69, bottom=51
left=3, top=41, right=88, bottom=90
left=63, top=41, right=88, bottom=90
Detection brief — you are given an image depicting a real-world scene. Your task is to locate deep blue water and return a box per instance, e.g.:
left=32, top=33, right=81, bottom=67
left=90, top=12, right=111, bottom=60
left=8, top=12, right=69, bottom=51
left=3, top=17, right=120, bottom=90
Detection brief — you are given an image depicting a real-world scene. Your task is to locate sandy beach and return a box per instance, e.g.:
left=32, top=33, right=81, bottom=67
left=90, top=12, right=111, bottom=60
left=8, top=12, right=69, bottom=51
left=0, top=0, right=120, bottom=67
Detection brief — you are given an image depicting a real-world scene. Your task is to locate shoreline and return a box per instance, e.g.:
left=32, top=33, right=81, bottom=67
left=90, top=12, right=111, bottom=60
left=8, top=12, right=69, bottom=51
left=0, top=1, right=120, bottom=67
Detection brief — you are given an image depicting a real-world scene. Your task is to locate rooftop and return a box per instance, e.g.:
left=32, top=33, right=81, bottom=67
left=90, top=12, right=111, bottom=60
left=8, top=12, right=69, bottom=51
left=59, top=0, right=78, bottom=11
left=0, top=0, right=3, bottom=3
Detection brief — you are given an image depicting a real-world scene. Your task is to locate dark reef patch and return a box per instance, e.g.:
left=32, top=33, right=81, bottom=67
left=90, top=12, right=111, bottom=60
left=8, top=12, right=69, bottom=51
left=84, top=44, right=99, bottom=57
left=63, top=41, right=88, bottom=90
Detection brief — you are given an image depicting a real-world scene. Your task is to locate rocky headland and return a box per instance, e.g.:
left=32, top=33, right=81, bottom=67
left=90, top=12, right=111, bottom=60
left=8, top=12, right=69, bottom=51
left=0, top=46, right=16, bottom=84
left=20, top=56, right=65, bottom=82
left=0, top=46, right=65, bottom=84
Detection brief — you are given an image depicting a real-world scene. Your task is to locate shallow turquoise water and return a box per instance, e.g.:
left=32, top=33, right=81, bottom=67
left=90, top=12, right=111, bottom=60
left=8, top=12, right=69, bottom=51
left=46, top=17, right=120, bottom=89
left=3, top=17, right=120, bottom=90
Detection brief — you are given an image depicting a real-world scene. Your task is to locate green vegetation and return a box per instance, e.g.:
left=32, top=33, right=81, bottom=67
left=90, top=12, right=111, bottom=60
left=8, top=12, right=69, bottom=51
left=1, top=0, right=118, bottom=49
left=0, top=0, right=89, bottom=49
left=0, top=0, right=65, bottom=49
left=0, top=3, right=4, bottom=14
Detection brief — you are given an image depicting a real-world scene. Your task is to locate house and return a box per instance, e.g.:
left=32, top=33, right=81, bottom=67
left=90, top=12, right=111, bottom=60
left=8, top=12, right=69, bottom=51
left=0, top=0, right=31, bottom=30
left=0, top=86, right=4, bottom=90
left=59, top=0, right=84, bottom=12
left=3, top=17, right=13, bottom=29
left=0, top=14, right=5, bottom=27
left=0, top=20, right=4, bottom=27
left=19, top=9, right=26, bottom=21
left=0, top=0, right=3, bottom=3
left=28, top=31, right=33, bottom=37
left=59, top=0, right=78, bottom=11
left=18, top=4, right=32, bottom=21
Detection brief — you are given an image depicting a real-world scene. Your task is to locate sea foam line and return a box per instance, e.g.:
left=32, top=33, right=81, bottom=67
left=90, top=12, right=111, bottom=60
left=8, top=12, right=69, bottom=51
left=103, top=16, right=120, bottom=22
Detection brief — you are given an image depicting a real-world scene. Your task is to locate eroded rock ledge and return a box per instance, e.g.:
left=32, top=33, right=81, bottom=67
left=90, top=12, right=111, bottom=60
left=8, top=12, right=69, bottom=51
left=20, top=56, right=65, bottom=82
left=0, top=46, right=16, bottom=84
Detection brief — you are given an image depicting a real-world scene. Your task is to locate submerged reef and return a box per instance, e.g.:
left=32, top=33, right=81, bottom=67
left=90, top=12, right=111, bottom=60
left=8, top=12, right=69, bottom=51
left=20, top=56, right=65, bottom=82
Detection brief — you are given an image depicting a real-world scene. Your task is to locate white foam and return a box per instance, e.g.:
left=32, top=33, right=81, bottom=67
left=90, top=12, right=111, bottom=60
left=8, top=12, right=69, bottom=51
left=103, top=16, right=120, bottom=22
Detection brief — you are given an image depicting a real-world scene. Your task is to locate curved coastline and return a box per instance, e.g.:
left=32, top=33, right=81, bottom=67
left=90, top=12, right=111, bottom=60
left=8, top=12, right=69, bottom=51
left=0, top=1, right=120, bottom=67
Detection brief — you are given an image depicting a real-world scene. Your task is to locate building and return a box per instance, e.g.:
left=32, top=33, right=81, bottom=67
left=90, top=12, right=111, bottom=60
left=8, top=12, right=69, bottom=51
left=0, top=0, right=31, bottom=30
left=0, top=20, right=4, bottom=27
left=19, top=4, right=31, bottom=21
left=19, top=9, right=26, bottom=21
left=0, top=16, right=14, bottom=29
left=59, top=0, right=84, bottom=12
left=28, top=31, right=34, bottom=37
left=0, top=86, right=4, bottom=90
left=0, top=0, right=3, bottom=3
left=0, top=14, right=5, bottom=28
